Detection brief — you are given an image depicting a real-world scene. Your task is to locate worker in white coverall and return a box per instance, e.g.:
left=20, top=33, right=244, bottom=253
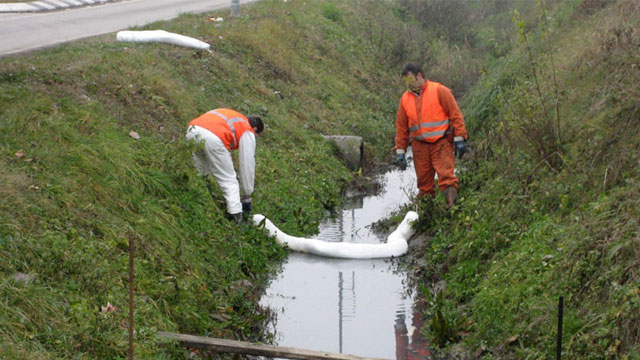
left=186, top=108, right=264, bottom=223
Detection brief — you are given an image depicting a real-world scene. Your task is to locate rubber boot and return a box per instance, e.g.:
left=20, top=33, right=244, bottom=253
left=443, top=186, right=458, bottom=208
left=226, top=212, right=243, bottom=224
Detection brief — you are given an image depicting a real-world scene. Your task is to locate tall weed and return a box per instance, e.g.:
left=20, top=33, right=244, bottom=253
left=410, top=0, right=640, bottom=357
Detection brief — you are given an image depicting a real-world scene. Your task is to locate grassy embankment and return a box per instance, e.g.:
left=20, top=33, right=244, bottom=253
left=405, top=0, right=640, bottom=358
left=4, top=0, right=637, bottom=358
left=0, top=1, right=433, bottom=358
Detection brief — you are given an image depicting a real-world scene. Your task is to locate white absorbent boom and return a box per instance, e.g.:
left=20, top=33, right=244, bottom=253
left=252, top=211, right=419, bottom=259
left=116, top=30, right=211, bottom=51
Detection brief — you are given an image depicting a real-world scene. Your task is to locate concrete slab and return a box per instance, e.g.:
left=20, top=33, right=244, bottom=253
left=0, top=0, right=116, bottom=13
left=42, top=0, right=70, bottom=8
left=0, top=3, right=39, bottom=12
left=30, top=1, right=58, bottom=10
left=323, top=135, right=364, bottom=170
left=60, top=0, right=84, bottom=6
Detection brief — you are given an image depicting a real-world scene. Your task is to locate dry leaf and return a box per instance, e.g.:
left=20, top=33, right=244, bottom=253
left=474, top=345, right=488, bottom=357
left=101, top=302, right=117, bottom=313
left=210, top=313, right=232, bottom=322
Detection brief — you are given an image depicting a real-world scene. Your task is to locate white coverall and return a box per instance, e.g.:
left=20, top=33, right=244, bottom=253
left=186, top=125, right=256, bottom=215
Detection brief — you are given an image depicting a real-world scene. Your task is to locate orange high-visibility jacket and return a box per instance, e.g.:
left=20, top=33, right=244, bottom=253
left=400, top=81, right=450, bottom=143
left=189, top=108, right=254, bottom=150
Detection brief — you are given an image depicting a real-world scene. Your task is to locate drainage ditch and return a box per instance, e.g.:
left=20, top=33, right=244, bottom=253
left=260, top=159, right=432, bottom=359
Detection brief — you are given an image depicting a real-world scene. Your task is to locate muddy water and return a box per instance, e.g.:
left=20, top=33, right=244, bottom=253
left=260, top=161, right=426, bottom=359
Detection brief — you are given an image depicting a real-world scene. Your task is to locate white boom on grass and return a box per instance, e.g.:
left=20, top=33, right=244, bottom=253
left=116, top=30, right=211, bottom=51
left=252, top=211, right=419, bottom=259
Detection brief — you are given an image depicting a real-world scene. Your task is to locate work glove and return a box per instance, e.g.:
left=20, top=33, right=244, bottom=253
left=453, top=136, right=467, bottom=159
left=395, top=153, right=407, bottom=170
left=242, top=200, right=252, bottom=217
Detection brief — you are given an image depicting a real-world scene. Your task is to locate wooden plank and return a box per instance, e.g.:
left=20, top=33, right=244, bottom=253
left=157, top=331, right=390, bottom=360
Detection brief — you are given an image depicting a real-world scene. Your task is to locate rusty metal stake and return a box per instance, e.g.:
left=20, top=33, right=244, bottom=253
left=129, top=235, right=135, bottom=360
left=556, top=296, right=563, bottom=360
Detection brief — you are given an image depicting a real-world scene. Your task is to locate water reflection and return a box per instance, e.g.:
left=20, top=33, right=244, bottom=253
left=337, top=271, right=355, bottom=353
left=260, top=154, right=423, bottom=359
left=394, top=309, right=433, bottom=360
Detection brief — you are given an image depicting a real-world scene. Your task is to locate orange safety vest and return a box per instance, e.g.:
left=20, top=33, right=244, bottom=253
left=400, top=81, right=450, bottom=143
left=189, top=108, right=254, bottom=150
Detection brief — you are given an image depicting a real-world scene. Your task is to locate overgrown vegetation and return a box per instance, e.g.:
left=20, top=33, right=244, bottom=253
left=408, top=0, right=640, bottom=358
left=0, top=1, right=430, bottom=358
left=2, top=0, right=638, bottom=358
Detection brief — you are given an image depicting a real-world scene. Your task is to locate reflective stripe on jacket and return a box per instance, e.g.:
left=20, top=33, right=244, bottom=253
left=400, top=81, right=450, bottom=143
left=189, top=108, right=254, bottom=150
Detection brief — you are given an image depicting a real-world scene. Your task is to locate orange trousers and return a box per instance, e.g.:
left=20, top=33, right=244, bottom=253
left=412, top=137, right=458, bottom=197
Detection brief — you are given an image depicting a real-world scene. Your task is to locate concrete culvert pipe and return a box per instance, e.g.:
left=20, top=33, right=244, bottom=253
left=322, top=135, right=363, bottom=170
left=252, top=211, right=419, bottom=259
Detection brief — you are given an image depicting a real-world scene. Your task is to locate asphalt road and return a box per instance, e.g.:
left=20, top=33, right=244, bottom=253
left=0, top=0, right=253, bottom=57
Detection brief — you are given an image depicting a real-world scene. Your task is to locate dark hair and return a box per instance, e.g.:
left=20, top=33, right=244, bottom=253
left=402, top=63, right=423, bottom=77
left=248, top=115, right=264, bottom=134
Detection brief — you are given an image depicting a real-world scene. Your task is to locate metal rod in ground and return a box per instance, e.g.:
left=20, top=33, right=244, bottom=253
left=129, top=235, right=135, bottom=360
left=556, top=295, right=564, bottom=360
left=230, top=0, right=240, bottom=17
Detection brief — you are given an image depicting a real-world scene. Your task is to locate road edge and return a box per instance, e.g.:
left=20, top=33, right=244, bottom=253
left=0, top=0, right=118, bottom=13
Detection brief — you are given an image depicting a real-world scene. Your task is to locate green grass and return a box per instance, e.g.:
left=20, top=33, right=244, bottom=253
left=0, top=1, right=428, bottom=358
left=411, top=0, right=640, bottom=358
left=2, top=0, right=639, bottom=358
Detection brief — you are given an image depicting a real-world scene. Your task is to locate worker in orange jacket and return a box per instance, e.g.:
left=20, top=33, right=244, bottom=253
left=394, top=63, right=468, bottom=207
left=186, top=108, right=264, bottom=223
